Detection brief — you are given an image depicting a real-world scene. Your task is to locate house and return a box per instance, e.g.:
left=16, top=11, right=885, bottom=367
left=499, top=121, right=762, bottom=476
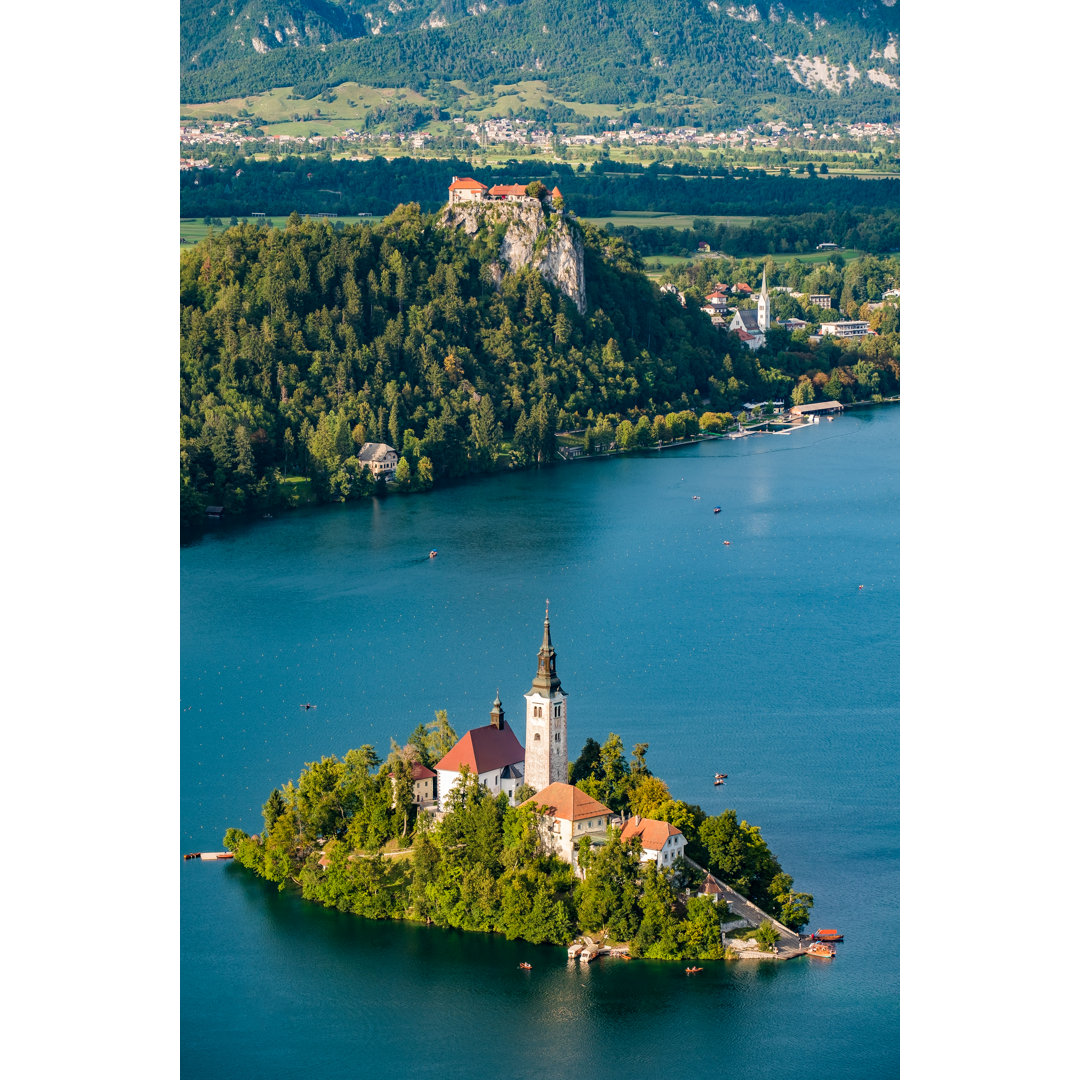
left=488, top=183, right=529, bottom=200
left=816, top=241, right=839, bottom=250
left=882, top=288, right=900, bottom=299
left=448, top=176, right=489, bottom=203
left=521, top=782, right=614, bottom=869
left=807, top=294, right=832, bottom=309
left=620, top=814, right=687, bottom=868
left=698, top=872, right=726, bottom=902
left=734, top=282, right=753, bottom=295
left=434, top=692, right=526, bottom=810
left=357, top=442, right=399, bottom=478
left=778, top=317, right=809, bottom=330
left=819, top=320, right=870, bottom=339
left=389, top=761, right=437, bottom=807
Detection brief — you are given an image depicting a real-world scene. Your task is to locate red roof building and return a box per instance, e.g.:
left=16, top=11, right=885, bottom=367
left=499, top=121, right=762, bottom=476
left=620, top=814, right=687, bottom=868
left=521, top=782, right=614, bottom=867
left=488, top=183, right=529, bottom=198
left=448, top=176, right=489, bottom=203
left=435, top=692, right=526, bottom=809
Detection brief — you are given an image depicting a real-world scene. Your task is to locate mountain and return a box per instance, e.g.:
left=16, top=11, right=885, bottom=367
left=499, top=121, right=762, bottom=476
left=180, top=0, right=900, bottom=123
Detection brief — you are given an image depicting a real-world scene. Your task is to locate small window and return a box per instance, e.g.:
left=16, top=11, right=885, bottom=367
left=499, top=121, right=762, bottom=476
left=534, top=733, right=541, bottom=741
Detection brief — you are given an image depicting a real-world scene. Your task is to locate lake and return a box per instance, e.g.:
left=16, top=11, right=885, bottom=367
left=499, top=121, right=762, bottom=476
left=181, top=406, right=899, bottom=1079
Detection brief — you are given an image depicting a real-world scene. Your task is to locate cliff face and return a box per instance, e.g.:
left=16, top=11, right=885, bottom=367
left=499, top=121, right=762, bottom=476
left=439, top=199, right=586, bottom=314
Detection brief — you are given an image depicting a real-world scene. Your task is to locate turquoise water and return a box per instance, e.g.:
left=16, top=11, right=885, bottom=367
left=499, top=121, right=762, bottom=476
left=182, top=407, right=899, bottom=1079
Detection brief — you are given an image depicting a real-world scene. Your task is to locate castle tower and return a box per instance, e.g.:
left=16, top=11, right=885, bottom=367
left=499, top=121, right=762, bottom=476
left=757, top=269, right=770, bottom=332
left=524, top=605, right=568, bottom=790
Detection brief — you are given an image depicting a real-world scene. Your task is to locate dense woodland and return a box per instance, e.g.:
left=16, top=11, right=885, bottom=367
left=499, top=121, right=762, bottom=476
left=180, top=205, right=899, bottom=526
left=182, top=155, right=900, bottom=226
left=180, top=0, right=899, bottom=129
left=224, top=725, right=812, bottom=958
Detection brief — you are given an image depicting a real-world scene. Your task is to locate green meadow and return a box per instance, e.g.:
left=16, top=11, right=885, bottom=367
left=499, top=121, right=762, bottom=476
left=181, top=214, right=385, bottom=247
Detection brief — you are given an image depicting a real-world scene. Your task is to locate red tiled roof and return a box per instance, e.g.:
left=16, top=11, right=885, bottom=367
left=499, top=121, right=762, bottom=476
left=700, top=872, right=723, bottom=894
left=620, top=815, right=683, bottom=852
left=435, top=723, right=524, bottom=775
left=735, top=329, right=755, bottom=341
left=448, top=176, right=488, bottom=191
left=488, top=183, right=528, bottom=196
left=736, top=282, right=752, bottom=292
left=390, top=762, right=436, bottom=781
left=551, top=186, right=562, bottom=199
left=522, top=782, right=613, bottom=822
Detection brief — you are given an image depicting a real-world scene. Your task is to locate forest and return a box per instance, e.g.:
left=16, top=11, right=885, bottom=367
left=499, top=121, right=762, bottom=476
left=180, top=0, right=899, bottom=130
left=223, top=723, right=813, bottom=958
left=181, top=154, right=900, bottom=224
left=180, top=206, right=899, bottom=527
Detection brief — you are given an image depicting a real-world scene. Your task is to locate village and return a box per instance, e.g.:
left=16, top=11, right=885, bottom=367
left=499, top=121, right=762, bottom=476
left=179, top=114, right=899, bottom=166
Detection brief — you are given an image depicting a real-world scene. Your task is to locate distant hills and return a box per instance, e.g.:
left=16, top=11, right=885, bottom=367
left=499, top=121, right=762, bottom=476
left=180, top=0, right=900, bottom=125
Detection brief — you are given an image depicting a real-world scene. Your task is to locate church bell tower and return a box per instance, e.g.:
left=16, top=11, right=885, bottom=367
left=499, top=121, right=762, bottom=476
left=758, top=269, right=771, bottom=332
left=523, top=604, right=568, bottom=791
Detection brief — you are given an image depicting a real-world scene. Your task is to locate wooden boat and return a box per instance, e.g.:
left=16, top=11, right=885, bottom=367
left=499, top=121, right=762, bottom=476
left=723, top=540, right=731, bottom=546
left=807, top=942, right=836, bottom=958
left=685, top=966, right=704, bottom=975
left=810, top=929, right=844, bottom=943
left=518, top=962, right=532, bottom=970
left=713, top=506, right=721, bottom=513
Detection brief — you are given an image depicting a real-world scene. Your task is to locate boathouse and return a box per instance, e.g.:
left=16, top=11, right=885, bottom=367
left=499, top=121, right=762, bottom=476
left=790, top=401, right=844, bottom=417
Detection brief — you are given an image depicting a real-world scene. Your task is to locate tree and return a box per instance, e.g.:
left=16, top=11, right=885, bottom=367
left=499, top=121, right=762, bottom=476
left=754, top=920, right=780, bottom=950
left=394, top=457, right=412, bottom=488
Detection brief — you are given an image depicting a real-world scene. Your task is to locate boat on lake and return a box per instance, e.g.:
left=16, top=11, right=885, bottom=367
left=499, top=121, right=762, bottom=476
left=810, top=929, right=844, bottom=943
left=429, top=550, right=438, bottom=558
left=807, top=942, right=836, bottom=958
left=518, top=962, right=532, bottom=970
left=685, top=966, right=703, bottom=975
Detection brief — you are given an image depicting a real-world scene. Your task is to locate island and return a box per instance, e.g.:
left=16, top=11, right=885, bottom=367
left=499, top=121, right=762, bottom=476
left=222, top=612, right=816, bottom=962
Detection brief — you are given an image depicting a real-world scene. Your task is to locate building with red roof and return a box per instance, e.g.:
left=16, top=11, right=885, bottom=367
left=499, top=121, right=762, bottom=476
left=448, top=176, right=489, bottom=203
left=620, top=814, right=687, bottom=868
left=435, top=691, right=525, bottom=809
left=521, top=782, right=614, bottom=868
left=488, top=183, right=529, bottom=200
left=388, top=760, right=438, bottom=807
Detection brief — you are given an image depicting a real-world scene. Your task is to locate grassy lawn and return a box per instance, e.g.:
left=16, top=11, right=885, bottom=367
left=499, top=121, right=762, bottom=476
left=277, top=476, right=317, bottom=506
left=582, top=211, right=761, bottom=230
left=182, top=214, right=384, bottom=247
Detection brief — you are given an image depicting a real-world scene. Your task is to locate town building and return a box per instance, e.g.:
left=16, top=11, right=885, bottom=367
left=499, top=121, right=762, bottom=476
left=777, top=317, right=809, bottom=331
left=521, top=782, right=614, bottom=869
left=807, top=294, right=832, bottom=309
left=728, top=270, right=771, bottom=350
left=620, top=815, right=687, bottom=868
left=698, top=872, right=726, bottom=903
left=819, top=320, right=871, bottom=339
left=434, top=692, right=526, bottom=810
left=524, top=607, right=568, bottom=792
left=357, top=442, right=399, bottom=478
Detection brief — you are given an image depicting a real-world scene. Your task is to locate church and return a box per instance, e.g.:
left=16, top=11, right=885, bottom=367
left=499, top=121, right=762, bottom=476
left=434, top=607, right=569, bottom=810
left=728, top=269, right=771, bottom=350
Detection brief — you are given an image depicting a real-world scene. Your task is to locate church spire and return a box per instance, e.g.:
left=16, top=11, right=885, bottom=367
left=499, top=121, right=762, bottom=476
left=531, top=603, right=562, bottom=695
left=758, top=268, right=770, bottom=332
left=490, top=689, right=505, bottom=729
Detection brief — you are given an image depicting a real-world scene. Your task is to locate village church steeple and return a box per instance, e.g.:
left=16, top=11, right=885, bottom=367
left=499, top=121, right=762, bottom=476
left=757, top=269, right=771, bottom=333
left=524, top=604, right=568, bottom=791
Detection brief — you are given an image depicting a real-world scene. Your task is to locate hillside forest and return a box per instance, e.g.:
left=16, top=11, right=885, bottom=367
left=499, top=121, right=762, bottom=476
left=180, top=206, right=899, bottom=526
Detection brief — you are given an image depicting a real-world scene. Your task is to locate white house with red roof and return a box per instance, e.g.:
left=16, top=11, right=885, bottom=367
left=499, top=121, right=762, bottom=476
left=447, top=176, right=489, bottom=203
left=434, top=692, right=526, bottom=810
left=521, top=781, right=614, bottom=869
left=620, top=814, right=687, bottom=868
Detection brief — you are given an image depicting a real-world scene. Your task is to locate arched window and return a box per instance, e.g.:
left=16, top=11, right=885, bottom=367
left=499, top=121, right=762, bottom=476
left=534, top=733, right=541, bottom=741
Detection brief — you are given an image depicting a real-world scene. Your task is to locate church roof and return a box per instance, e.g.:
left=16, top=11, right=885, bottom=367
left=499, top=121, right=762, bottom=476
left=530, top=611, right=563, bottom=695
left=620, top=815, right=684, bottom=852
left=522, top=782, right=612, bottom=822
left=435, top=723, right=524, bottom=775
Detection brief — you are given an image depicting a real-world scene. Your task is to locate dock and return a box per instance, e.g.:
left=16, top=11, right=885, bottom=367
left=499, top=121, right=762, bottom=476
left=183, top=851, right=234, bottom=860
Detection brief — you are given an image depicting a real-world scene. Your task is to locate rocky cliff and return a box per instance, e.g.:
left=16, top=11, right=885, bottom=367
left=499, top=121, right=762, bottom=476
left=438, top=199, right=586, bottom=314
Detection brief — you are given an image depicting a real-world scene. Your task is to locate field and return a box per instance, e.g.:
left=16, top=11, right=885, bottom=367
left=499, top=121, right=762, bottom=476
left=181, top=214, right=384, bottom=247
left=581, top=211, right=761, bottom=230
